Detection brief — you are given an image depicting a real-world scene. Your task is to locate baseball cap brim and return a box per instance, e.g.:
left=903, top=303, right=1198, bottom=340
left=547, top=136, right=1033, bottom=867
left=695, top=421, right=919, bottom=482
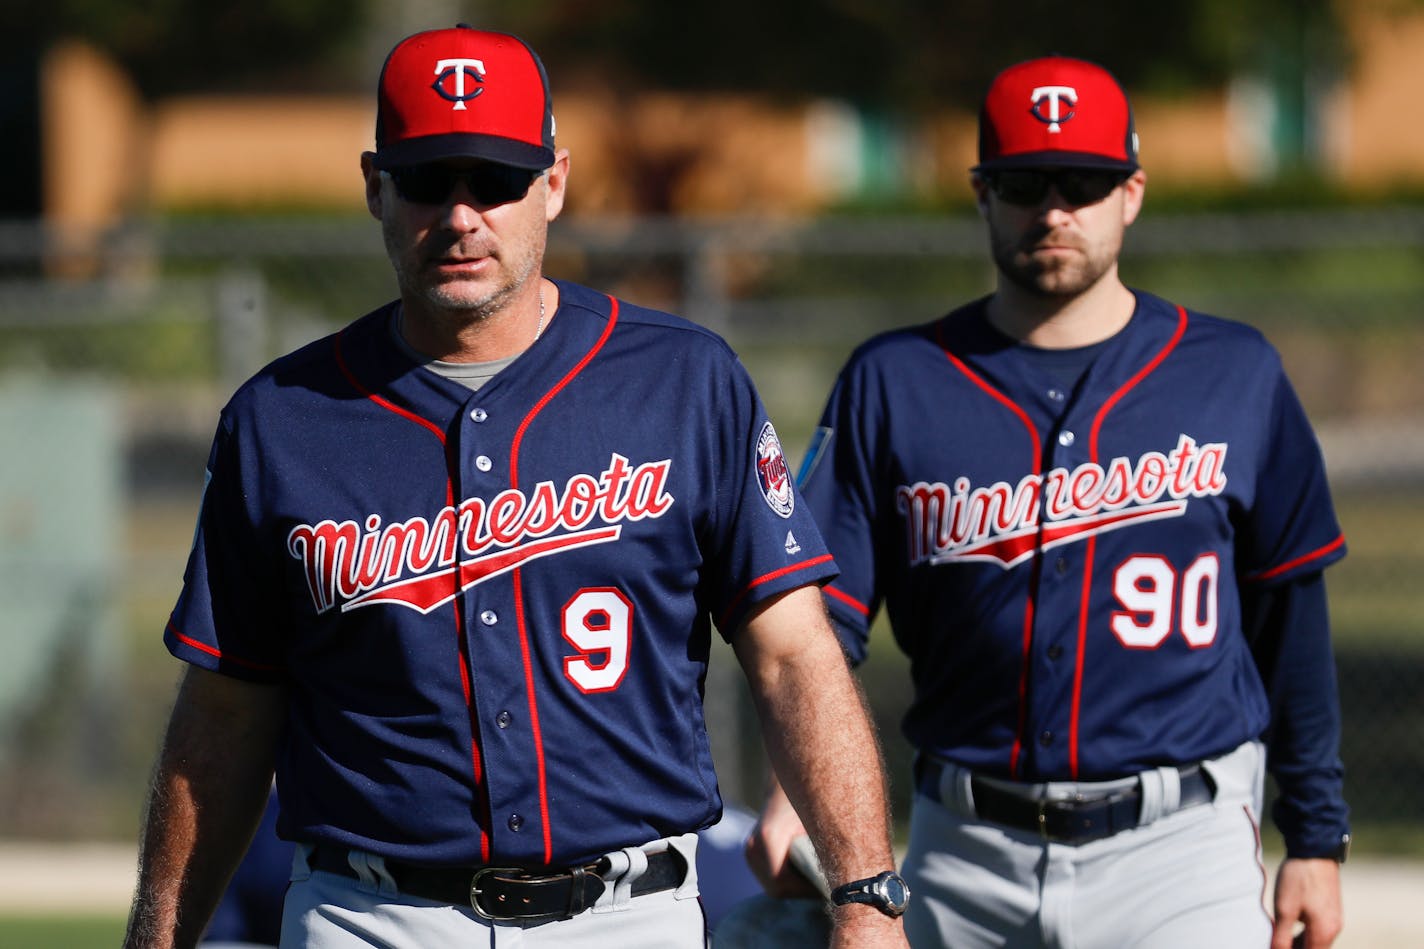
left=973, top=150, right=1139, bottom=174
left=372, top=133, right=555, bottom=171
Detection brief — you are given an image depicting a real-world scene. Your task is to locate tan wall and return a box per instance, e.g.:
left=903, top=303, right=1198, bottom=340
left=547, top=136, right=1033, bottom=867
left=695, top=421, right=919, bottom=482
left=1133, top=92, right=1238, bottom=184
left=148, top=97, right=371, bottom=212
left=142, top=90, right=832, bottom=216
left=41, top=41, right=145, bottom=232
left=1329, top=9, right=1424, bottom=184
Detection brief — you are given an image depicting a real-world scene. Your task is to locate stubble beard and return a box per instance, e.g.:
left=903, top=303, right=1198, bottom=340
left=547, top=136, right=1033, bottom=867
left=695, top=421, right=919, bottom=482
left=386, top=220, right=543, bottom=323
left=991, top=227, right=1118, bottom=299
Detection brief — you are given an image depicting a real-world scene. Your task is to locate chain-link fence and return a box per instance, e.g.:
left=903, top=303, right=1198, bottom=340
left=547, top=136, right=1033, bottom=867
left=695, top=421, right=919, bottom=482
left=0, top=209, right=1420, bottom=852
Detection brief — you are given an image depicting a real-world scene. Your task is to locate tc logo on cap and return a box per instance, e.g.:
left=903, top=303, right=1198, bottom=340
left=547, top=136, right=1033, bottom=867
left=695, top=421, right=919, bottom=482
left=975, top=56, right=1139, bottom=172
left=374, top=26, right=556, bottom=171
left=433, top=58, right=485, bottom=110
left=1030, top=85, right=1076, bottom=133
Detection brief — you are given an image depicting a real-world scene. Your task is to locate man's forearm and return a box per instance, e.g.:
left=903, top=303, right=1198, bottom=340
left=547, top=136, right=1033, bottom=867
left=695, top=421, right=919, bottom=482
left=124, top=667, right=284, bottom=949
left=735, top=588, right=897, bottom=888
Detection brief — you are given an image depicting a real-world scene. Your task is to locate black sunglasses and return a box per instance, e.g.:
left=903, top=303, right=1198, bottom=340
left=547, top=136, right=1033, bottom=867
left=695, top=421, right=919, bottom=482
left=983, top=169, right=1129, bottom=207
left=387, top=163, right=540, bottom=206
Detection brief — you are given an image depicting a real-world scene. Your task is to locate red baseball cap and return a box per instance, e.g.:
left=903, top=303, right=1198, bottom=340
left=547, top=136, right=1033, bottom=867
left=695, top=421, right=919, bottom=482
left=975, top=56, right=1139, bottom=173
left=373, top=25, right=556, bottom=171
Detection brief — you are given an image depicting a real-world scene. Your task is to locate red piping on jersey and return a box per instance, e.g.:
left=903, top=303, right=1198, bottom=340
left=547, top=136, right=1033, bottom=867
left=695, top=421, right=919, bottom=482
left=167, top=622, right=282, bottom=672
left=509, top=293, right=621, bottom=865
left=937, top=323, right=1042, bottom=778
left=1245, top=534, right=1345, bottom=582
left=824, top=583, right=870, bottom=617
left=333, top=326, right=493, bottom=860
left=333, top=328, right=449, bottom=442
left=1069, top=305, right=1189, bottom=777
left=719, top=555, right=838, bottom=630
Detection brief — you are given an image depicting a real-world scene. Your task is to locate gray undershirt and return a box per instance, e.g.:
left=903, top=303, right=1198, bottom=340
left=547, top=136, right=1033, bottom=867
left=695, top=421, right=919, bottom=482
left=391, top=312, right=520, bottom=391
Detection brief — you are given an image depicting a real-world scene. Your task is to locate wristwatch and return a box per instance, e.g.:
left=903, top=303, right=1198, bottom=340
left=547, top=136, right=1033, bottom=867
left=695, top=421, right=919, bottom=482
left=830, top=870, right=911, bottom=918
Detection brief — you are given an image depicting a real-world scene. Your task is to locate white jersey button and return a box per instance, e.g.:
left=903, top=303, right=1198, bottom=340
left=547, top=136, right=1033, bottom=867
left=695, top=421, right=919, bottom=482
left=1058, top=431, right=1075, bottom=447
left=496, top=710, right=512, bottom=728
left=480, top=610, right=498, bottom=626
left=471, top=408, right=488, bottom=422
left=1048, top=388, right=1065, bottom=402
left=476, top=455, right=493, bottom=471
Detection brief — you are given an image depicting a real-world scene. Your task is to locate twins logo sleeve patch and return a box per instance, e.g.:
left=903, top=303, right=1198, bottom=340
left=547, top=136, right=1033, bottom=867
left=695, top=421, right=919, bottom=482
left=756, top=421, right=795, bottom=518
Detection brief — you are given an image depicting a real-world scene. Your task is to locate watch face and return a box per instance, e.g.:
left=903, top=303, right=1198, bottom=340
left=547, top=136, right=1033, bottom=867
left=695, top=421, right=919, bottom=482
left=875, top=873, right=910, bottom=915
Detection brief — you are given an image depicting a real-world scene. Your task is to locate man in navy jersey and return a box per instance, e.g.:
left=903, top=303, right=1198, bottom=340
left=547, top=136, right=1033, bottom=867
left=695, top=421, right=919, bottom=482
left=753, top=56, right=1348, bottom=949
left=123, top=25, right=907, bottom=949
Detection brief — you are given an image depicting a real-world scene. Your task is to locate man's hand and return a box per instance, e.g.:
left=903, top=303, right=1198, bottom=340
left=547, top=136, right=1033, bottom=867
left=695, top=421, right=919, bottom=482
left=746, top=778, right=822, bottom=898
left=1272, top=857, right=1343, bottom=949
left=734, top=586, right=908, bottom=948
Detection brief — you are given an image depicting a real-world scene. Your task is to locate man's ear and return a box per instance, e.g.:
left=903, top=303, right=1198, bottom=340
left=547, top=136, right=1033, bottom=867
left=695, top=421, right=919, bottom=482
left=970, top=173, right=992, bottom=220
left=1120, top=168, right=1147, bottom=227
left=361, top=152, right=384, bottom=220
left=544, top=148, right=571, bottom=222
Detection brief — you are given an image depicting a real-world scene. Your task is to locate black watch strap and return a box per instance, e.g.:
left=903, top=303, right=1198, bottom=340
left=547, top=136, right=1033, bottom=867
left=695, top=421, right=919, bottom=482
left=829, top=870, right=910, bottom=918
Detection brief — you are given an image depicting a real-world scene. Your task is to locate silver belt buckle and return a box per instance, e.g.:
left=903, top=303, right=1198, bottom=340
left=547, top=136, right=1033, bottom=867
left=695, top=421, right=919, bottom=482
left=469, top=866, right=529, bottom=920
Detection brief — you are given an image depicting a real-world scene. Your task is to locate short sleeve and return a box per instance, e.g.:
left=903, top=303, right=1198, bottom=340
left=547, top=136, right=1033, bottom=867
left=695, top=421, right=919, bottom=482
left=706, top=360, right=838, bottom=636
left=1239, top=367, right=1346, bottom=585
left=797, top=368, right=881, bottom=664
left=164, top=413, right=288, bottom=681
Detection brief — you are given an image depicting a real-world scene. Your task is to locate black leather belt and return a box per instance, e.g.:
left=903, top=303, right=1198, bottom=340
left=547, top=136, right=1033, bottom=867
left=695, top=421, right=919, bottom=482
left=308, top=846, right=687, bottom=921
left=918, top=760, right=1216, bottom=845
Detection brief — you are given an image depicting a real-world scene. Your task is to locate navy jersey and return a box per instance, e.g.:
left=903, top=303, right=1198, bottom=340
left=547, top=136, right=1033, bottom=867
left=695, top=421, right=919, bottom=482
left=166, top=280, right=836, bottom=868
left=800, top=291, right=1345, bottom=784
